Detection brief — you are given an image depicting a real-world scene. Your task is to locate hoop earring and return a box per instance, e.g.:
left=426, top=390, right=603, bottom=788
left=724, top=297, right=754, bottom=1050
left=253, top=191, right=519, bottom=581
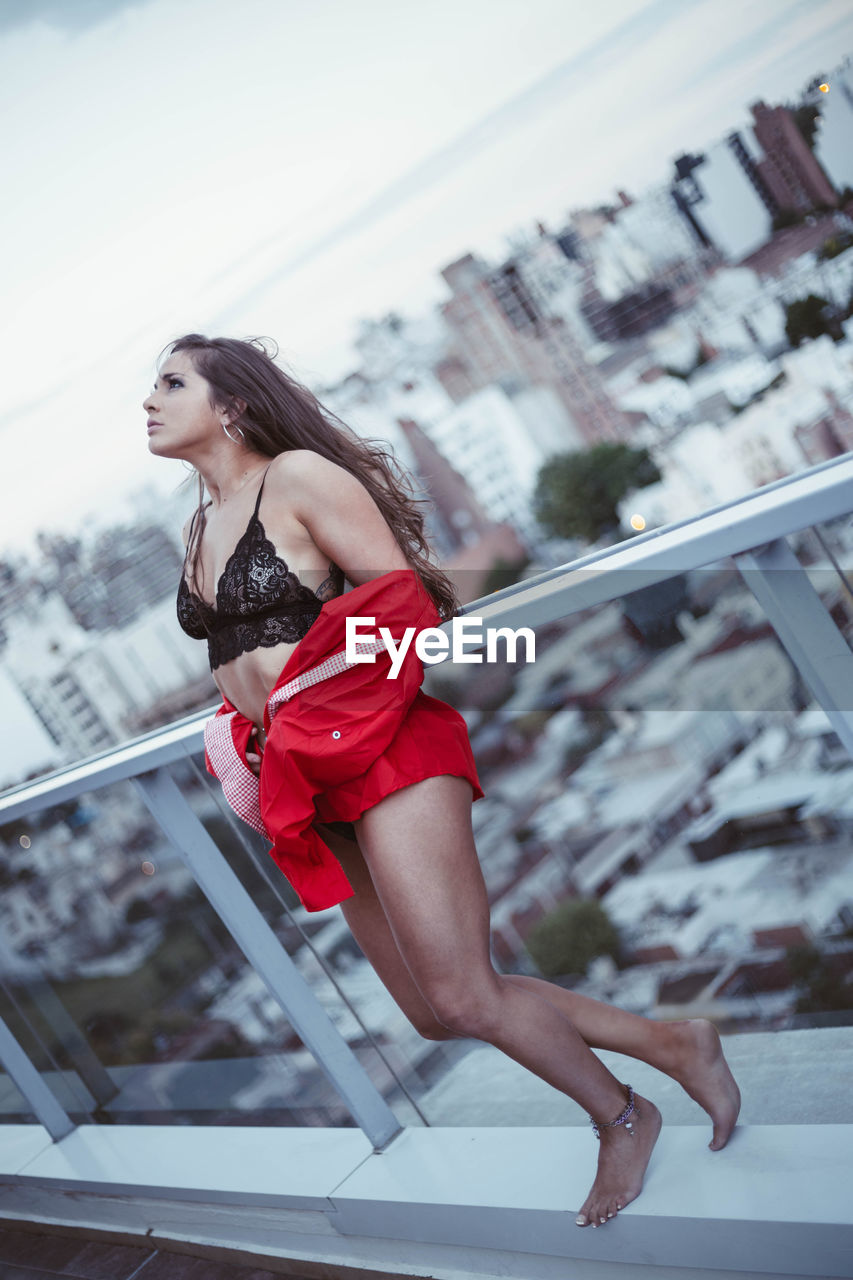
left=222, top=421, right=245, bottom=444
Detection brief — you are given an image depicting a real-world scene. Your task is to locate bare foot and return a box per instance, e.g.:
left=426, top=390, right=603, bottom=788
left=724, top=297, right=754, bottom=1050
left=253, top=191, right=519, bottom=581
left=575, top=1090, right=661, bottom=1228
left=666, top=1019, right=741, bottom=1150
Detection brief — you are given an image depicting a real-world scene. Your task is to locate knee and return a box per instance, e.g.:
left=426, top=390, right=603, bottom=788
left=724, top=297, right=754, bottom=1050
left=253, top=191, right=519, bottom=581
left=410, top=1015, right=458, bottom=1042
left=425, top=979, right=501, bottom=1039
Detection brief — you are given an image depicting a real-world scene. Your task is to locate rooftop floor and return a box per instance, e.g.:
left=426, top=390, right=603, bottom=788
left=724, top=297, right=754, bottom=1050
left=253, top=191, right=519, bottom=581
left=0, top=1222, right=320, bottom=1280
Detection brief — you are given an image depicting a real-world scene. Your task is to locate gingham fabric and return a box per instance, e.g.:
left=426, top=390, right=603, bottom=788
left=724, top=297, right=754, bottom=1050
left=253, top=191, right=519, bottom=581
left=203, top=711, right=268, bottom=837
left=203, top=634, right=388, bottom=838
left=267, top=634, right=387, bottom=717
left=200, top=568, right=484, bottom=912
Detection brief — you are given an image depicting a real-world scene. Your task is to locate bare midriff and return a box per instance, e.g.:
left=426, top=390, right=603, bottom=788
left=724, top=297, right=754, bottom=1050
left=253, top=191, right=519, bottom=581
left=189, top=459, right=409, bottom=747
left=190, top=496, right=346, bottom=744
left=212, top=638, right=304, bottom=746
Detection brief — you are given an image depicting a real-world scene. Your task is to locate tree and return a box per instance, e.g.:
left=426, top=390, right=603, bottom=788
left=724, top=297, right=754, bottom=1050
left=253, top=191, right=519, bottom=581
left=787, top=943, right=853, bottom=1013
left=784, top=294, right=840, bottom=347
left=481, top=555, right=530, bottom=595
left=803, top=73, right=829, bottom=96
left=817, top=231, right=853, bottom=261
left=791, top=102, right=820, bottom=150
left=772, top=208, right=802, bottom=232
left=125, top=896, right=155, bottom=924
left=532, top=443, right=661, bottom=544
left=525, top=898, right=621, bottom=978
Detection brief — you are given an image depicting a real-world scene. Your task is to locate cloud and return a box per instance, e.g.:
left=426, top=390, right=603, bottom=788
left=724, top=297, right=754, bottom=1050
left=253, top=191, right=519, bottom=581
left=210, top=0, right=687, bottom=322
left=674, top=0, right=842, bottom=97
left=2, top=0, right=851, bottom=557
left=0, top=0, right=152, bottom=35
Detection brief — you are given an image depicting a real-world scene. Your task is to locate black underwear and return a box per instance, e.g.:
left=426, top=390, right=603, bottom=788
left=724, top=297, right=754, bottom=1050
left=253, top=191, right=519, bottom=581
left=177, top=464, right=346, bottom=670
left=322, top=820, right=358, bottom=842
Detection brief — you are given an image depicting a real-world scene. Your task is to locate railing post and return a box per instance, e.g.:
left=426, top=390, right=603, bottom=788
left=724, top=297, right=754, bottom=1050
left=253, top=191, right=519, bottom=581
left=0, top=1015, right=75, bottom=1141
left=734, top=537, right=853, bottom=758
left=133, top=766, right=402, bottom=1151
left=21, top=977, right=119, bottom=1110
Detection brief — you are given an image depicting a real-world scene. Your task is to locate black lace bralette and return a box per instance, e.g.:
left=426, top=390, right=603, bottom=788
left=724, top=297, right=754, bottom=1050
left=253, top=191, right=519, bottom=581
left=176, top=465, right=346, bottom=670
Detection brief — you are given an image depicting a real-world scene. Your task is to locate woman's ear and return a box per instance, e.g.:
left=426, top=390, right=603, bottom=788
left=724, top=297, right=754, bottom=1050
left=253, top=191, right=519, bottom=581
left=222, top=396, right=248, bottom=428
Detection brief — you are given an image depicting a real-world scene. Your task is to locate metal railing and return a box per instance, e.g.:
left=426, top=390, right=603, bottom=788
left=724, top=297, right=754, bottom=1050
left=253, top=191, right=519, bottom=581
left=1, top=451, right=852, bottom=1151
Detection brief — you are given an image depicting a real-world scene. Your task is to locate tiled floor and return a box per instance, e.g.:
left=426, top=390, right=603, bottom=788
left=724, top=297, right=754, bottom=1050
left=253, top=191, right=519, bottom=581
left=0, top=1225, right=314, bottom=1280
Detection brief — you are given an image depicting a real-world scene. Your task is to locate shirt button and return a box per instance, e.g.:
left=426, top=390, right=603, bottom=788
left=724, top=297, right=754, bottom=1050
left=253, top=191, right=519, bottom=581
left=332, top=730, right=341, bottom=739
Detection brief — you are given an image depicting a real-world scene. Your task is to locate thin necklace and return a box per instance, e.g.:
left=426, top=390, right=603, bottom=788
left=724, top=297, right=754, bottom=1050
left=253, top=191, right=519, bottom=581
left=187, top=461, right=270, bottom=597
left=216, top=459, right=271, bottom=506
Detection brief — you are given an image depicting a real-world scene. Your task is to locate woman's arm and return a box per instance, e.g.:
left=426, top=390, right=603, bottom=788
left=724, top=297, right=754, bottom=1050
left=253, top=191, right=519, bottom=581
left=268, top=450, right=411, bottom=587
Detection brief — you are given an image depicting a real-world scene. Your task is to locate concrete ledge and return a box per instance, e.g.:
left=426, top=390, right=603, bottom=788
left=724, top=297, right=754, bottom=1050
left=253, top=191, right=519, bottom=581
left=329, top=1125, right=853, bottom=1276
left=1, top=1123, right=373, bottom=1210
left=0, top=1122, right=851, bottom=1277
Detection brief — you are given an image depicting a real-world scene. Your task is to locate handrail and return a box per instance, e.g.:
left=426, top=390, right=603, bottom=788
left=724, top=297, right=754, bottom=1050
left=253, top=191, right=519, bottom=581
left=463, top=451, right=853, bottom=632
left=2, top=450, right=852, bottom=1154
left=2, top=451, right=852, bottom=824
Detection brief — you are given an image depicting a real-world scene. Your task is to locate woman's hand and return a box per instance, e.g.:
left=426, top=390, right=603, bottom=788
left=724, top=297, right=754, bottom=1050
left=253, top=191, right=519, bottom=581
left=247, top=726, right=264, bottom=778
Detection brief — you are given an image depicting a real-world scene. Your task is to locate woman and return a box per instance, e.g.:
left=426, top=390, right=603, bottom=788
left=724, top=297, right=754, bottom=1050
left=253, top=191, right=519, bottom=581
left=144, top=333, right=741, bottom=1229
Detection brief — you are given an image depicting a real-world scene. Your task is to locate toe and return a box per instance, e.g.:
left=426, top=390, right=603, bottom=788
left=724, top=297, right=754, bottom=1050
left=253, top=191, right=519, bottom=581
left=710, top=1120, right=732, bottom=1150
left=576, top=1199, right=593, bottom=1227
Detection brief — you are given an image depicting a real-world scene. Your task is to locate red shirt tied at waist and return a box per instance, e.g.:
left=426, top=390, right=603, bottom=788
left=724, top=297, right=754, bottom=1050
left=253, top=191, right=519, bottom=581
left=203, top=568, right=485, bottom=912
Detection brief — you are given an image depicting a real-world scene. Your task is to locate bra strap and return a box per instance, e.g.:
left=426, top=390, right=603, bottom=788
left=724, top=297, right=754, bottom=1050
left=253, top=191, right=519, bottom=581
left=252, top=464, right=274, bottom=518
left=182, top=505, right=203, bottom=566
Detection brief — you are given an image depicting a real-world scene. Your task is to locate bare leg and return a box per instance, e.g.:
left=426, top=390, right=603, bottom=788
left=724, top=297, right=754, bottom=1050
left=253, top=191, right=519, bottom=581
left=320, top=824, right=739, bottom=1151
left=317, top=821, right=457, bottom=1041
left=335, top=776, right=663, bottom=1228
left=507, top=977, right=740, bottom=1152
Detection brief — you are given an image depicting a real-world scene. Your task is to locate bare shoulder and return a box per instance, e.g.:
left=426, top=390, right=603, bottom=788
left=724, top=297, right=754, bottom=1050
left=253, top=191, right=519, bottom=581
left=265, top=450, right=372, bottom=512
left=262, top=448, right=407, bottom=576
left=267, top=449, right=355, bottom=488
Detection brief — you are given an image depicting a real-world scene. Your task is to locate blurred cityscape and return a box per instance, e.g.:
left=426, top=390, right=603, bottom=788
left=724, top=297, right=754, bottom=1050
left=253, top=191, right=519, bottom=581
left=1, top=59, right=853, bottom=1127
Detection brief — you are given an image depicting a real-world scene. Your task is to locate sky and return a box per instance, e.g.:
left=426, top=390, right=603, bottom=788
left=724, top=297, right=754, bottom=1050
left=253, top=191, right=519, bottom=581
left=1, top=0, right=851, bottom=557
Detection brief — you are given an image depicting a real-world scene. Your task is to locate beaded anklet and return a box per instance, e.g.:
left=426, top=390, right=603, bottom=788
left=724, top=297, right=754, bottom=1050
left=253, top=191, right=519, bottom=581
left=589, top=1083, right=636, bottom=1140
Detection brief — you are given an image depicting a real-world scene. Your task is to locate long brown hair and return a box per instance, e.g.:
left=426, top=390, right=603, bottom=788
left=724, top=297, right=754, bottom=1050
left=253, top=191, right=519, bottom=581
left=162, top=333, right=460, bottom=620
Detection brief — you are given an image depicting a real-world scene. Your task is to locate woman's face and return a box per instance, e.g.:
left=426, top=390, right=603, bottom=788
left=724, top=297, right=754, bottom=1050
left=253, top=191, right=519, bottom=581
left=143, top=350, right=223, bottom=460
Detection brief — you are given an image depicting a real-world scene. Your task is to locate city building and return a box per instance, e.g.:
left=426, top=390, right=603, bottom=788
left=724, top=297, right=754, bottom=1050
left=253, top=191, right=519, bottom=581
left=671, top=142, right=774, bottom=261
left=0, top=592, right=214, bottom=773
left=38, top=522, right=184, bottom=633
left=412, top=386, right=549, bottom=548
left=438, top=251, right=633, bottom=445
left=749, top=99, right=837, bottom=215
